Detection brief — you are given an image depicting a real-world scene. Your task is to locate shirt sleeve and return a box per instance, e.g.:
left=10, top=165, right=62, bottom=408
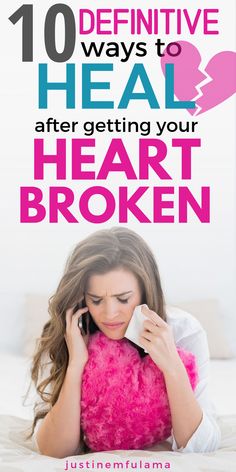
left=171, top=411, right=221, bottom=452
left=168, top=320, right=221, bottom=453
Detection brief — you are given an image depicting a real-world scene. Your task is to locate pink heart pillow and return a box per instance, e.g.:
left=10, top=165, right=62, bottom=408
left=81, top=331, right=198, bottom=451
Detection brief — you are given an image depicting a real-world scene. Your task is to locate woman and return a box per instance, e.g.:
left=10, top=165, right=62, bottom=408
left=30, top=227, right=221, bottom=458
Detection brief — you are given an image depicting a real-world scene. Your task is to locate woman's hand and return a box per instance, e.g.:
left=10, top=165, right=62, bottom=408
left=139, top=305, right=182, bottom=375
left=64, top=306, right=89, bottom=372
left=139, top=305, right=205, bottom=449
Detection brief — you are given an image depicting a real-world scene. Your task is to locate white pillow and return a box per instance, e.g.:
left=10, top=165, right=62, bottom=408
left=23, top=294, right=50, bottom=357
left=177, top=299, right=234, bottom=359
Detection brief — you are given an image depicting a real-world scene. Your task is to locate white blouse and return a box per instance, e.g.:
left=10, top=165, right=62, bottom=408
left=165, top=306, right=221, bottom=452
left=33, top=306, right=221, bottom=453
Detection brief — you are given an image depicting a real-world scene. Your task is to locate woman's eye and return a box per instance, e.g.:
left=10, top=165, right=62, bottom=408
left=118, top=298, right=129, bottom=304
left=91, top=299, right=102, bottom=305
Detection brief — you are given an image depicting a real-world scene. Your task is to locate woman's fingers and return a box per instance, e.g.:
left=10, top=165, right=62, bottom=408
left=65, top=306, right=89, bottom=332
left=140, top=329, right=155, bottom=343
left=141, top=304, right=167, bottom=328
left=138, top=334, right=150, bottom=350
left=65, top=307, right=74, bottom=330
left=143, top=319, right=159, bottom=334
left=71, top=306, right=89, bottom=325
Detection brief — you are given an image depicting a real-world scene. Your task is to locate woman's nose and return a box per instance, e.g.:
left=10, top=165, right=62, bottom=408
left=103, top=300, right=119, bottom=319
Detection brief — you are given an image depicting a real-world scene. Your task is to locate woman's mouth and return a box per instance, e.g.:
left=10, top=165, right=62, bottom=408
left=102, top=322, right=125, bottom=330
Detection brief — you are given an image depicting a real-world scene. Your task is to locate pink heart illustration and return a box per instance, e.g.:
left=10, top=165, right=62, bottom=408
left=161, top=41, right=236, bottom=115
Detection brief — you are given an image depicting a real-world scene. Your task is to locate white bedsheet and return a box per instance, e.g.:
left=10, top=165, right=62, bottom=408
left=0, top=414, right=236, bottom=472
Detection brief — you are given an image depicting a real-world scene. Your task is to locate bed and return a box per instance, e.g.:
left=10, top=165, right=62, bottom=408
left=0, top=352, right=236, bottom=472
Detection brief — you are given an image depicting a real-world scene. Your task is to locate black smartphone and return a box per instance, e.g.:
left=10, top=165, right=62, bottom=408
left=73, top=299, right=98, bottom=335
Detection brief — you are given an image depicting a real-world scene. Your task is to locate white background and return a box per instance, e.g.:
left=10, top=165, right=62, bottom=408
left=0, top=1, right=235, bottom=353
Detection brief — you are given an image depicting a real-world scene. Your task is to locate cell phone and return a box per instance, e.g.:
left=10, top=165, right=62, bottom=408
left=73, top=300, right=98, bottom=335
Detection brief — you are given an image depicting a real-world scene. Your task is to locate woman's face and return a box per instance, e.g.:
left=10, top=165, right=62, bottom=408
left=85, top=268, right=142, bottom=340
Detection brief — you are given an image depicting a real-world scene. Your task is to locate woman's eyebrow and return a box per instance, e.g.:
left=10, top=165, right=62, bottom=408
left=86, top=291, right=133, bottom=298
left=86, top=293, right=102, bottom=299
left=112, top=291, right=133, bottom=297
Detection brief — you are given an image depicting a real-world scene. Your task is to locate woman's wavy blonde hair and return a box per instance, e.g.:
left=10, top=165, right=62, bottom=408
left=29, top=227, right=166, bottom=437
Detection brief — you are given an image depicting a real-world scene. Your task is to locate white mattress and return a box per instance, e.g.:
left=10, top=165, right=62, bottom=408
left=0, top=353, right=236, bottom=419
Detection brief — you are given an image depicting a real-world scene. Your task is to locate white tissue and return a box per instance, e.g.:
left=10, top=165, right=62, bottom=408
left=124, top=304, right=149, bottom=353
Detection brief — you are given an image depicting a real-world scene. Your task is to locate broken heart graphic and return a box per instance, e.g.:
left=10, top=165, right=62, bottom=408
left=161, top=41, right=236, bottom=115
